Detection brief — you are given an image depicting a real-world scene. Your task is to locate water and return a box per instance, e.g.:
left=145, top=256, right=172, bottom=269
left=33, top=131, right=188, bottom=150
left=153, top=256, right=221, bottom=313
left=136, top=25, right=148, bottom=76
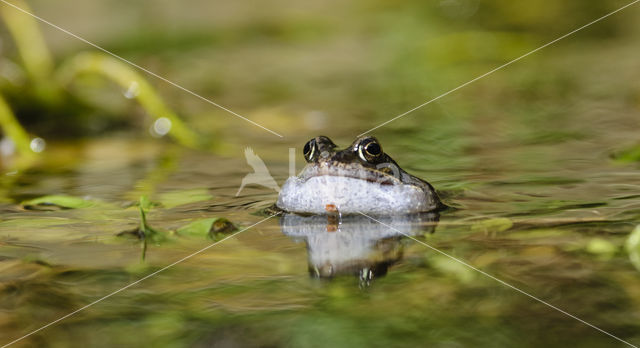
left=2, top=1, right=640, bottom=346
left=1, top=113, right=639, bottom=347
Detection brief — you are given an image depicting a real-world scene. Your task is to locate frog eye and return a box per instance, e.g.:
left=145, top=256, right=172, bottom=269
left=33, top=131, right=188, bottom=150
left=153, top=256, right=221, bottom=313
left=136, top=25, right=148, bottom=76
left=303, top=138, right=317, bottom=162
left=358, top=138, right=383, bottom=162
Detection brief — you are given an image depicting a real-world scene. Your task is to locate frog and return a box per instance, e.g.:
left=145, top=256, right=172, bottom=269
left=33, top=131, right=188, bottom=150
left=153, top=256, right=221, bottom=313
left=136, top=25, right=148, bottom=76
left=276, top=136, right=444, bottom=215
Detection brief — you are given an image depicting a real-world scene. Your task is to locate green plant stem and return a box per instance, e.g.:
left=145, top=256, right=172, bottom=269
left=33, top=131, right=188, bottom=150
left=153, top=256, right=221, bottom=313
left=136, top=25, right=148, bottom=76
left=56, top=52, right=207, bottom=149
left=0, top=93, right=34, bottom=159
left=0, top=0, right=54, bottom=81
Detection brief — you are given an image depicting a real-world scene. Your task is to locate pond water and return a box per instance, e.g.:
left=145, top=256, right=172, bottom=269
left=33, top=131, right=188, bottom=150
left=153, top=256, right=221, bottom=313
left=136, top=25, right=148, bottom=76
left=2, top=1, right=640, bottom=347
left=1, top=104, right=640, bottom=347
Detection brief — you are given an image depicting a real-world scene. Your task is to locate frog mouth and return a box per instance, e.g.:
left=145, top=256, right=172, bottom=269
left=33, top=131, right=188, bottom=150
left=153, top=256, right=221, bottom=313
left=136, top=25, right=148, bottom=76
left=298, top=165, right=402, bottom=186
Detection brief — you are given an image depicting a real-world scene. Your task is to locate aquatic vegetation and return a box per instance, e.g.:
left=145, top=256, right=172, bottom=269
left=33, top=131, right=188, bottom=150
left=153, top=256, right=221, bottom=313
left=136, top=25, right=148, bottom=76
left=137, top=195, right=160, bottom=212
left=0, top=0, right=209, bottom=169
left=117, top=196, right=171, bottom=260
left=176, top=217, right=237, bottom=240
left=136, top=198, right=168, bottom=244
left=56, top=52, right=206, bottom=149
left=121, top=196, right=236, bottom=245
left=21, top=195, right=96, bottom=210
left=625, top=225, right=640, bottom=271
left=612, top=144, right=640, bottom=162
left=0, top=93, right=34, bottom=162
left=0, top=0, right=55, bottom=95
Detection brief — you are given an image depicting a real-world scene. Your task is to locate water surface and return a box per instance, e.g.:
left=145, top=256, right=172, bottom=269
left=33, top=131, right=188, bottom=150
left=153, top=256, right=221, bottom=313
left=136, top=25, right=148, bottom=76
left=1, top=1, right=640, bottom=346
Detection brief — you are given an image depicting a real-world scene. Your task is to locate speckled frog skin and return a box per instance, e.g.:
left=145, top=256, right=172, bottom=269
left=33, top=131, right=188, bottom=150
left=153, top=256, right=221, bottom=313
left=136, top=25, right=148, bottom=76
left=276, top=136, right=443, bottom=215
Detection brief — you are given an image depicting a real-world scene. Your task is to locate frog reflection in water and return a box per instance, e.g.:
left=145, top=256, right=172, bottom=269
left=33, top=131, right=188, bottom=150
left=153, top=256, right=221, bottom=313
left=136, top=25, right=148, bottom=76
left=277, top=136, right=444, bottom=215
left=281, top=213, right=439, bottom=284
left=276, top=136, right=442, bottom=283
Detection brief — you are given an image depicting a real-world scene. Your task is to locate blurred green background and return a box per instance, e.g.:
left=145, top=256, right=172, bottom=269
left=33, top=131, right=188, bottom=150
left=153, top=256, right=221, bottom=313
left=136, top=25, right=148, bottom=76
left=1, top=0, right=639, bottom=154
